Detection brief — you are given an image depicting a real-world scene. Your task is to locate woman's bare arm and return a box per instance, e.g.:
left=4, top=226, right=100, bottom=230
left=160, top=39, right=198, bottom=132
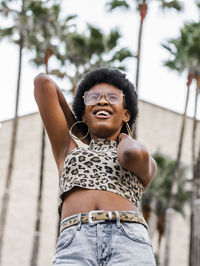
left=34, top=73, right=77, bottom=169
left=117, top=133, right=157, bottom=189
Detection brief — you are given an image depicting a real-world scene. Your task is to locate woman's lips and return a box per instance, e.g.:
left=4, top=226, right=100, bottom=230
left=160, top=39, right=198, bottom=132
left=93, top=110, right=112, bottom=119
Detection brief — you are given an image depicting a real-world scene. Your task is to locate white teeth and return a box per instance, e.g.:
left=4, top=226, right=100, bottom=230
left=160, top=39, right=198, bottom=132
left=96, top=110, right=110, bottom=116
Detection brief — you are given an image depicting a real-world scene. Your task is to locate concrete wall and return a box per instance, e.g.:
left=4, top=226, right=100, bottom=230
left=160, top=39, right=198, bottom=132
left=0, top=100, right=199, bottom=266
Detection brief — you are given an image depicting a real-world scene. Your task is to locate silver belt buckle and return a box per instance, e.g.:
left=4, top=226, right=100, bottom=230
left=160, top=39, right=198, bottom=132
left=88, top=210, right=105, bottom=226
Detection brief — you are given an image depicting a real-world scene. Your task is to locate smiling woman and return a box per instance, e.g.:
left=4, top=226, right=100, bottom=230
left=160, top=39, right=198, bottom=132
left=34, top=67, right=157, bottom=265
left=81, top=83, right=130, bottom=140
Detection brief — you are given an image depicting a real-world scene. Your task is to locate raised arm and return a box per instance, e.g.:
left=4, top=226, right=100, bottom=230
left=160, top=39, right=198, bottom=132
left=117, top=133, right=157, bottom=189
left=34, top=73, right=77, bottom=171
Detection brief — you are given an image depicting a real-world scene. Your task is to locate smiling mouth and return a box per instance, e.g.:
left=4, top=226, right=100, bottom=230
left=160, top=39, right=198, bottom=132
left=93, top=110, right=112, bottom=119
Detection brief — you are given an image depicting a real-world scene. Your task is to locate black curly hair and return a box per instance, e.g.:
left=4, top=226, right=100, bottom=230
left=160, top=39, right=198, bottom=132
left=72, top=67, right=138, bottom=135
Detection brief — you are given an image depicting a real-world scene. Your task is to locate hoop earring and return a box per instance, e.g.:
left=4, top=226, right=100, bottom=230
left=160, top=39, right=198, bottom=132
left=125, top=122, right=132, bottom=137
left=69, top=121, right=89, bottom=140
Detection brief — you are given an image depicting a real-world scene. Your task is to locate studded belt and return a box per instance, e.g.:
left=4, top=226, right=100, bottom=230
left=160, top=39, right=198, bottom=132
left=60, top=210, right=148, bottom=234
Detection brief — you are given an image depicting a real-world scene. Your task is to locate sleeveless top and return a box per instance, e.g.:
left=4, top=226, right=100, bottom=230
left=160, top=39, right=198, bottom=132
left=59, top=138, right=144, bottom=210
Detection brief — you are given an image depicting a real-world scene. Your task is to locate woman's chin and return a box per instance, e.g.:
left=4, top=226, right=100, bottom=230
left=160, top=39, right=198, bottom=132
left=90, top=126, right=120, bottom=139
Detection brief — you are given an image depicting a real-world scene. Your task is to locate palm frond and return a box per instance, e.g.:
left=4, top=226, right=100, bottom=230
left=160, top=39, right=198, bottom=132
left=111, top=47, right=133, bottom=62
left=162, top=21, right=200, bottom=76
left=105, top=0, right=130, bottom=12
left=88, top=24, right=104, bottom=40
left=161, top=42, right=175, bottom=54
left=106, top=29, right=121, bottom=50
left=65, top=14, right=77, bottom=22
left=0, top=26, right=14, bottom=39
left=160, top=0, right=183, bottom=11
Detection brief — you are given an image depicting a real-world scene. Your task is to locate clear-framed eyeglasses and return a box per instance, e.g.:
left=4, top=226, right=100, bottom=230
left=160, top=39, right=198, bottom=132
left=83, top=90, right=124, bottom=106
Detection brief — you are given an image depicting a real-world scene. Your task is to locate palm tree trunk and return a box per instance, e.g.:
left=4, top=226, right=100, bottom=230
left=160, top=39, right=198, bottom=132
left=135, top=2, right=147, bottom=92
left=190, top=198, right=200, bottom=266
left=164, top=208, right=174, bottom=266
left=189, top=76, right=200, bottom=266
left=164, top=74, right=192, bottom=266
left=30, top=127, right=46, bottom=266
left=197, top=145, right=200, bottom=200
left=169, top=73, right=192, bottom=208
left=157, top=208, right=165, bottom=249
left=133, top=2, right=147, bottom=139
left=142, top=203, right=152, bottom=224
left=0, top=34, right=24, bottom=265
left=192, top=77, right=199, bottom=196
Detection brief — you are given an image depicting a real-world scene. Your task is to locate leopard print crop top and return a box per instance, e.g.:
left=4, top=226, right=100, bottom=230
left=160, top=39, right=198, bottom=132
left=59, top=138, right=144, bottom=209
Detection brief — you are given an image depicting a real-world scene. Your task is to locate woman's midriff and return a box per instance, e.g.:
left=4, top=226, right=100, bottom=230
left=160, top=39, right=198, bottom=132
left=61, top=187, right=139, bottom=220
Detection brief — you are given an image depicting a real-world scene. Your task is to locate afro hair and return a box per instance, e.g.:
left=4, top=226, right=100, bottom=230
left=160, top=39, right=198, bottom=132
left=72, top=67, right=138, bottom=135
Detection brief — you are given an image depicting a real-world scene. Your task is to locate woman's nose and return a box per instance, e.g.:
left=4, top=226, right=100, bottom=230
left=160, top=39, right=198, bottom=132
left=98, top=94, right=109, bottom=104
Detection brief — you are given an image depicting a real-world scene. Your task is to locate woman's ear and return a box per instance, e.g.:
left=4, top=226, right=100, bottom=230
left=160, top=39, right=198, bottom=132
left=123, top=109, right=131, bottom=123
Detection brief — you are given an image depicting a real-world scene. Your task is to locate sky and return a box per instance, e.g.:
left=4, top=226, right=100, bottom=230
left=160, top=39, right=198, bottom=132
left=0, top=0, right=199, bottom=123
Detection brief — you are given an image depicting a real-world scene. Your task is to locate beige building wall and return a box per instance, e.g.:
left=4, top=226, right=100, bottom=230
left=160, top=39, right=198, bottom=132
left=0, top=100, right=199, bottom=266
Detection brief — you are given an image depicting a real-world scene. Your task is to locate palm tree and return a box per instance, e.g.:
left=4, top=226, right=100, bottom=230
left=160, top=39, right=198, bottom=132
left=162, top=50, right=193, bottom=208
left=182, top=21, right=200, bottom=266
left=162, top=21, right=200, bottom=266
left=190, top=77, right=200, bottom=266
left=0, top=0, right=46, bottom=263
left=142, top=152, right=190, bottom=264
left=106, top=0, right=183, bottom=91
left=56, top=24, right=133, bottom=95
left=105, top=0, right=183, bottom=138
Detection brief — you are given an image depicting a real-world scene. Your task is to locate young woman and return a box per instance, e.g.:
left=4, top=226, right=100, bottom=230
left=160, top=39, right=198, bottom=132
left=34, top=68, right=157, bottom=266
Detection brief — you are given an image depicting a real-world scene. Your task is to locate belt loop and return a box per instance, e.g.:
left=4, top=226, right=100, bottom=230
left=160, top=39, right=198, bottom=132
left=77, top=213, right=82, bottom=231
left=114, top=211, right=121, bottom=228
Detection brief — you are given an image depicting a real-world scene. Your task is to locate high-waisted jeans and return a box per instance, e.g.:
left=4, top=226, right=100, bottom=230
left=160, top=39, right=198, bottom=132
left=53, top=212, right=156, bottom=266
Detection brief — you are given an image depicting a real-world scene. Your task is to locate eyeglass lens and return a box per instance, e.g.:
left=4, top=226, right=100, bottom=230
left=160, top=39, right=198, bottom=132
left=84, top=90, right=123, bottom=105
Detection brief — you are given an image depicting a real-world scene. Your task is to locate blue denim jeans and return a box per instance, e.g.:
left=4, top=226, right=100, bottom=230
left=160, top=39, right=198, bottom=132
left=53, top=212, right=156, bottom=266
